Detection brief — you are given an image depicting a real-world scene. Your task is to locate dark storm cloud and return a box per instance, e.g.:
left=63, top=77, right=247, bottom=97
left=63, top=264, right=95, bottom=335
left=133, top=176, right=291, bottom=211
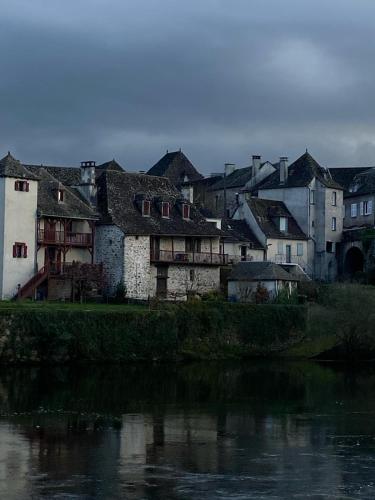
left=1, top=0, right=375, bottom=172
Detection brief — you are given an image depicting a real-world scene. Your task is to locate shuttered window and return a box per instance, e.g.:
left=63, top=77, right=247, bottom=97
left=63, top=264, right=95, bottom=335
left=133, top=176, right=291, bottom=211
left=162, top=202, right=170, bottom=218
left=182, top=204, right=190, bottom=219
left=13, top=243, right=27, bottom=258
left=14, top=180, right=29, bottom=192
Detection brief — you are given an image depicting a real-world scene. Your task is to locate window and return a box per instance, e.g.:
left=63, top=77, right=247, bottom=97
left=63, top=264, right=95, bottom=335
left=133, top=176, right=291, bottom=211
left=13, top=242, right=27, bottom=258
left=351, top=203, right=357, bottom=218
left=310, top=190, right=315, bottom=204
left=142, top=200, right=151, bottom=217
left=182, top=204, right=190, bottom=219
left=277, top=241, right=283, bottom=254
left=360, top=202, right=364, bottom=216
left=326, top=241, right=334, bottom=253
left=332, top=191, right=337, bottom=206
left=364, top=200, right=373, bottom=215
left=57, top=189, right=64, bottom=202
left=331, top=217, right=337, bottom=231
left=279, top=217, right=287, bottom=232
left=297, top=243, right=304, bottom=256
left=162, top=202, right=170, bottom=218
left=15, top=180, right=29, bottom=192
left=186, top=237, right=201, bottom=253
left=311, top=220, right=315, bottom=228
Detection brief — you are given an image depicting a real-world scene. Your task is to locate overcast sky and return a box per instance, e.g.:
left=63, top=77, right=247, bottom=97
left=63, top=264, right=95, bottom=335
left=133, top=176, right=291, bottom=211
left=1, top=0, right=375, bottom=174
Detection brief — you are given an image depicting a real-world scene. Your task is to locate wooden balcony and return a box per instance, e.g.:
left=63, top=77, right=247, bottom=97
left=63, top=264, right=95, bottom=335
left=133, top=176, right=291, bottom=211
left=38, top=229, right=93, bottom=247
left=150, top=249, right=228, bottom=265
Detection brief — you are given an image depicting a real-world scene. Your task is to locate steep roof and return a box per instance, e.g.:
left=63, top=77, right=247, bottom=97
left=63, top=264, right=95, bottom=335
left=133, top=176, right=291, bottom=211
left=24, top=164, right=81, bottom=186
left=0, top=153, right=39, bottom=180
left=228, top=261, right=298, bottom=282
left=28, top=166, right=97, bottom=220
left=247, top=197, right=307, bottom=240
left=221, top=219, right=264, bottom=249
left=96, top=159, right=124, bottom=172
left=328, top=167, right=372, bottom=192
left=259, top=152, right=342, bottom=190
left=96, top=170, right=222, bottom=237
left=147, top=150, right=203, bottom=185
left=343, top=168, right=375, bottom=197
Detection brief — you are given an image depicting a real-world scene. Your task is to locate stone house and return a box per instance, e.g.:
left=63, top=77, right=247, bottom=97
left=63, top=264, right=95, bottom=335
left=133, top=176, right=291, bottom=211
left=217, top=218, right=265, bottom=264
left=232, top=195, right=310, bottom=276
left=228, top=261, right=299, bottom=302
left=204, top=156, right=277, bottom=217
left=95, top=169, right=224, bottom=300
left=258, top=152, right=344, bottom=281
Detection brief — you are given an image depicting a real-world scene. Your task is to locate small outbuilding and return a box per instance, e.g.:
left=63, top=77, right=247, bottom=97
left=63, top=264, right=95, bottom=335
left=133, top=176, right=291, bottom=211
left=227, top=261, right=299, bottom=303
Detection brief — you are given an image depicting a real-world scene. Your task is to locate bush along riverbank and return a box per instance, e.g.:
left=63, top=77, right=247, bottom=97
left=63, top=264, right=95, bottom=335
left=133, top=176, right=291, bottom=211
left=1, top=283, right=375, bottom=363
left=0, top=302, right=307, bottom=363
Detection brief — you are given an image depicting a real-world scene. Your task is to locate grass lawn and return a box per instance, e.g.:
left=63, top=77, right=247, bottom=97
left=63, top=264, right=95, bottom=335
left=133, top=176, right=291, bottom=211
left=0, top=300, right=149, bottom=313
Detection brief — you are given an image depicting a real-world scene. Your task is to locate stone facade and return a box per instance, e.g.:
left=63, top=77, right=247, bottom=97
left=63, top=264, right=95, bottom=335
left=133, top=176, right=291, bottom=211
left=124, top=235, right=151, bottom=300
left=95, top=225, right=124, bottom=294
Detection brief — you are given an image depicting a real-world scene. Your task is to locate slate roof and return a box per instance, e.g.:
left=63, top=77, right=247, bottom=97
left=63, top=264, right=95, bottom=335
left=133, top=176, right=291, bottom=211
left=259, top=152, right=342, bottom=190
left=247, top=198, right=307, bottom=240
left=228, top=261, right=298, bottom=282
left=96, top=170, right=223, bottom=237
left=96, top=159, right=124, bottom=172
left=328, top=167, right=372, bottom=192
left=221, top=219, right=264, bottom=249
left=24, top=164, right=81, bottom=186
left=330, top=167, right=375, bottom=197
left=209, top=167, right=253, bottom=190
left=147, top=150, right=203, bottom=185
left=0, top=153, right=39, bottom=180
left=27, top=166, right=97, bottom=220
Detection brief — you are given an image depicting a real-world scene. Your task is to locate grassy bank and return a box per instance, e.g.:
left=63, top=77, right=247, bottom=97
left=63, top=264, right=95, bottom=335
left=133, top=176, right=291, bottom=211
left=0, top=301, right=307, bottom=363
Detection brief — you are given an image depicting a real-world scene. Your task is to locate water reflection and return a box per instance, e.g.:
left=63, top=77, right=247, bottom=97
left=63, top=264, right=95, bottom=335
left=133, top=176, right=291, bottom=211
left=0, top=362, right=375, bottom=498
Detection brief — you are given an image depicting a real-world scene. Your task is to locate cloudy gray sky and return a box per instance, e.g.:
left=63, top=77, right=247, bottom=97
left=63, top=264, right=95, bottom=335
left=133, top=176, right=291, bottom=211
left=1, top=0, right=375, bottom=174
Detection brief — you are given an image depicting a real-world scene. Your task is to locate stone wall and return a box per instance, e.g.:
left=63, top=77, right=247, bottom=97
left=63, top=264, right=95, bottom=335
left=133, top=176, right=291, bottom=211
left=124, top=235, right=151, bottom=299
left=95, top=225, right=124, bottom=294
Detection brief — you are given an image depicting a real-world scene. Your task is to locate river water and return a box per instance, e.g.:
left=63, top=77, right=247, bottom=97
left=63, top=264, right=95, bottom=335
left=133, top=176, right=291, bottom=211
left=1, top=362, right=375, bottom=499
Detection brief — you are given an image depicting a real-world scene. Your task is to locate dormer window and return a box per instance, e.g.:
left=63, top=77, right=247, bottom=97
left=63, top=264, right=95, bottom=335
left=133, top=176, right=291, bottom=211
left=142, top=200, right=151, bottom=217
left=182, top=203, right=190, bottom=219
left=279, top=217, right=288, bottom=232
left=57, top=189, right=64, bottom=203
left=162, top=202, right=170, bottom=218
left=15, top=180, right=29, bottom=192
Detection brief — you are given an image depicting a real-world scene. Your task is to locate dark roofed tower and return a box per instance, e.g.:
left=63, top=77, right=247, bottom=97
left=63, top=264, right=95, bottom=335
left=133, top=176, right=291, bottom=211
left=147, top=150, right=203, bottom=186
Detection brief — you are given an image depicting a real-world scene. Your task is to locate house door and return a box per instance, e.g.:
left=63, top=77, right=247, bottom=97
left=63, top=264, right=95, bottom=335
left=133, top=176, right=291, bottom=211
left=240, top=245, right=247, bottom=262
left=45, top=247, right=62, bottom=272
left=286, top=245, right=292, bottom=263
left=156, top=266, right=168, bottom=298
left=45, top=220, right=56, bottom=243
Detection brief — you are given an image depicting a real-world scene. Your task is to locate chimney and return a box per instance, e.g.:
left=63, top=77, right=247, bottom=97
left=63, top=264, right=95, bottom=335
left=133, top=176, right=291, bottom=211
left=79, top=160, right=97, bottom=206
left=252, top=155, right=261, bottom=178
left=224, top=163, right=236, bottom=177
left=279, top=157, right=289, bottom=184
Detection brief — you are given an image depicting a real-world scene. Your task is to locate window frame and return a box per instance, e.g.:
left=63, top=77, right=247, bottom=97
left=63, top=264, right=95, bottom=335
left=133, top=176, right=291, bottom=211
left=15, top=180, right=29, bottom=192
left=331, top=191, right=337, bottom=206
left=142, top=200, right=151, bottom=217
left=331, top=217, right=337, bottom=231
left=13, top=242, right=27, bottom=258
left=351, top=203, right=357, bottom=218
left=279, top=217, right=287, bottom=232
left=57, top=189, right=64, bottom=203
left=310, top=189, right=315, bottom=205
left=297, top=243, right=304, bottom=256
left=182, top=203, right=190, bottom=220
left=161, top=201, right=170, bottom=218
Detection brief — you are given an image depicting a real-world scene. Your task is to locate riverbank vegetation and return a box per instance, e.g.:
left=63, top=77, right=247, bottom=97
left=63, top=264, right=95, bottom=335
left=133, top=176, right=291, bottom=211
left=0, top=283, right=375, bottom=362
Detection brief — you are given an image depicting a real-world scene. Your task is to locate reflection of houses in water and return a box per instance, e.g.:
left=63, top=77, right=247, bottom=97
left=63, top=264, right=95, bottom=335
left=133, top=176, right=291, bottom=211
left=0, top=423, right=30, bottom=498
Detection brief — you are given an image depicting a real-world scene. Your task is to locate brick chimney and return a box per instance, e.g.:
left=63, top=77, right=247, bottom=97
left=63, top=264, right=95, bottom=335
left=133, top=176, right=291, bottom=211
left=79, top=160, right=97, bottom=206
left=279, top=157, right=289, bottom=184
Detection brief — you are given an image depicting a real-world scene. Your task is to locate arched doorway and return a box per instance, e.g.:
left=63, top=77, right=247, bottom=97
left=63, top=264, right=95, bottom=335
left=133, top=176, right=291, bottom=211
left=344, top=246, right=364, bottom=276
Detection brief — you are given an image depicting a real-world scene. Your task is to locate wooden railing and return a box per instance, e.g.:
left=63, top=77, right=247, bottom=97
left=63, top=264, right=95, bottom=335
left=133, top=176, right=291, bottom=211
left=16, top=265, right=49, bottom=299
left=38, top=230, right=92, bottom=246
left=150, top=250, right=228, bottom=265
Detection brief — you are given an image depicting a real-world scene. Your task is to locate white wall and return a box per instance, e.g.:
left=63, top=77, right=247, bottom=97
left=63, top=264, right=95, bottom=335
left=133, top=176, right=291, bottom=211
left=0, top=177, right=38, bottom=298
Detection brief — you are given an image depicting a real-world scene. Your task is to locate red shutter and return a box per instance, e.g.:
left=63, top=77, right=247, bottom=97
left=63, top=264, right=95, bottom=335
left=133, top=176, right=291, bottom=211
left=13, top=245, right=16, bottom=258
left=26, top=182, right=29, bottom=192
left=183, top=204, right=190, bottom=219
left=23, top=244, right=28, bottom=258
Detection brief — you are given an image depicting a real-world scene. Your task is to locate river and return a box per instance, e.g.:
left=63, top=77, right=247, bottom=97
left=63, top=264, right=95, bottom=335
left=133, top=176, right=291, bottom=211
left=0, top=362, right=375, bottom=499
